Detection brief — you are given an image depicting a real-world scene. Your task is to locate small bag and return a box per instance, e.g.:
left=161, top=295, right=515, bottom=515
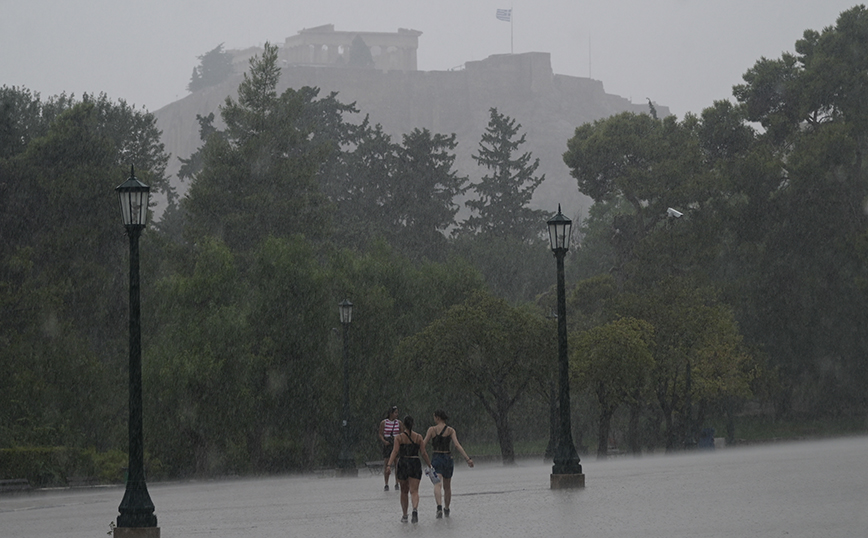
left=425, top=466, right=441, bottom=484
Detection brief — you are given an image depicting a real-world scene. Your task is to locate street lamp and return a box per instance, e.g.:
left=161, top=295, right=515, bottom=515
left=337, top=299, right=358, bottom=476
left=115, top=166, right=158, bottom=531
left=547, top=205, right=585, bottom=489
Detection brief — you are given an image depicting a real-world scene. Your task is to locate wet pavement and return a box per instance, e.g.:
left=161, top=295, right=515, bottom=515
left=2, top=436, right=867, bottom=537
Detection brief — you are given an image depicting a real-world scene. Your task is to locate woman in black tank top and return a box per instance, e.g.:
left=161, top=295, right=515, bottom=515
left=422, top=409, right=474, bottom=518
left=387, top=415, right=432, bottom=523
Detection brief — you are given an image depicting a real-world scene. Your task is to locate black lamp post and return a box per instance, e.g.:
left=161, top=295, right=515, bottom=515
left=547, top=205, right=585, bottom=489
left=337, top=299, right=358, bottom=476
left=115, top=166, right=158, bottom=528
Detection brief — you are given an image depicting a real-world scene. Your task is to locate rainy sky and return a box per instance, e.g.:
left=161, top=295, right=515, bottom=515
left=0, top=0, right=859, bottom=118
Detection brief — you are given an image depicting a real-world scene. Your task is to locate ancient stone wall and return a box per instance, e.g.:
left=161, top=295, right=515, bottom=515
left=282, top=24, right=421, bottom=71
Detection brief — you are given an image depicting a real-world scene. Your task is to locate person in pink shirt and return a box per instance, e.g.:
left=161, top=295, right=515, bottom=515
left=378, top=405, right=402, bottom=491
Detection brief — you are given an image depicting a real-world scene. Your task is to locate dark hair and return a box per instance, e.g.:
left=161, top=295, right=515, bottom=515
left=385, top=405, right=398, bottom=419
left=403, top=415, right=415, bottom=433
left=434, top=409, right=449, bottom=421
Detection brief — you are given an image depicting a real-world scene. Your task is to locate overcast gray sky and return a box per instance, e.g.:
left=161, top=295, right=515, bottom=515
left=0, top=1, right=859, bottom=118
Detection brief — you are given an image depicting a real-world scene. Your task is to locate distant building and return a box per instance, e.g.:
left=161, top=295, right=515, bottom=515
left=281, top=24, right=422, bottom=71
left=155, top=27, right=668, bottom=218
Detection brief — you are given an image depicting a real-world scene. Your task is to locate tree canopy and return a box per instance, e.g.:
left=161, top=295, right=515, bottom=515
left=462, top=107, right=546, bottom=241
left=397, top=290, right=554, bottom=463
left=188, top=44, right=235, bottom=93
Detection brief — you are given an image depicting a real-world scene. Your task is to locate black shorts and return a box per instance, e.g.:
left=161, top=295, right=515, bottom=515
left=396, top=457, right=422, bottom=481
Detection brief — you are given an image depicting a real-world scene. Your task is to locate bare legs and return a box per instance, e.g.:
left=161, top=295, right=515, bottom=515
left=398, top=477, right=421, bottom=517
left=383, top=458, right=391, bottom=487
left=433, top=477, right=453, bottom=517
left=398, top=478, right=409, bottom=516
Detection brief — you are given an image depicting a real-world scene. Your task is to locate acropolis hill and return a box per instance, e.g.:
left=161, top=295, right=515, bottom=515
left=153, top=25, right=669, bottom=216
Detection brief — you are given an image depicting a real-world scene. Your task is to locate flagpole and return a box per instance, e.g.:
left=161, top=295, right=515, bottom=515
left=496, top=7, right=513, bottom=53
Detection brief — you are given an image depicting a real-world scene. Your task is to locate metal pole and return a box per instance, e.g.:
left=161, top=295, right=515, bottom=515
left=338, top=321, right=356, bottom=475
left=552, top=249, right=583, bottom=476
left=117, top=227, right=157, bottom=528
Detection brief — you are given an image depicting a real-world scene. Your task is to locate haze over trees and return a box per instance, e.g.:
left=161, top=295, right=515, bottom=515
left=2, top=7, right=867, bottom=481
left=187, top=44, right=235, bottom=93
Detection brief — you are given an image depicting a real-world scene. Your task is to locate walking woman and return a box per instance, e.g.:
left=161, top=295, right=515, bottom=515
left=423, top=410, right=473, bottom=518
left=378, top=406, right=402, bottom=491
left=387, top=415, right=432, bottom=523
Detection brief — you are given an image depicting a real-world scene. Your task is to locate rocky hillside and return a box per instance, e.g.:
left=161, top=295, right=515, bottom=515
left=153, top=51, right=667, bottom=220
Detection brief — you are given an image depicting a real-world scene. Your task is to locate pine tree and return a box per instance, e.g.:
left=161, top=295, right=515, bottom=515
left=462, top=107, right=546, bottom=241
left=390, top=128, right=468, bottom=260
left=184, top=42, right=356, bottom=250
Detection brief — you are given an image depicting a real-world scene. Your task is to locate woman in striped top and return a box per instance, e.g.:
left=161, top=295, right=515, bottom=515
left=378, top=406, right=402, bottom=491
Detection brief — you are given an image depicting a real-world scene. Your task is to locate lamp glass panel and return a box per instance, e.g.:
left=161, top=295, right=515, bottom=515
left=117, top=188, right=150, bottom=227
left=339, top=301, right=353, bottom=324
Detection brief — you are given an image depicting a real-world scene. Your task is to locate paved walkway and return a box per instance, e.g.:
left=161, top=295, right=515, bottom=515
left=2, top=437, right=867, bottom=537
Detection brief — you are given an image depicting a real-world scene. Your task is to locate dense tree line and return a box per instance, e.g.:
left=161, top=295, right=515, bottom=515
left=2, top=8, right=868, bottom=478
left=563, top=5, right=868, bottom=454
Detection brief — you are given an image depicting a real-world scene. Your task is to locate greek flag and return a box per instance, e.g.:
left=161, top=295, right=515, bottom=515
left=496, top=8, right=512, bottom=22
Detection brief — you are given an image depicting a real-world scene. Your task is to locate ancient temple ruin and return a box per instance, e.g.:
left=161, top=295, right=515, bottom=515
left=157, top=29, right=669, bottom=216
left=281, top=24, right=422, bottom=71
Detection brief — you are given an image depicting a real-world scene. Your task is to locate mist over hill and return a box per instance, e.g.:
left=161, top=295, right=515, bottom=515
left=153, top=43, right=667, bottom=220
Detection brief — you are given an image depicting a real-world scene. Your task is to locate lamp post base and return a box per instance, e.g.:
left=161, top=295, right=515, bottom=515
left=114, top=527, right=160, bottom=538
left=550, top=473, right=585, bottom=489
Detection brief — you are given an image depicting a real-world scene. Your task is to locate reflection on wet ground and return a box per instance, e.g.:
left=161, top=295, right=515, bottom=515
left=2, top=436, right=866, bottom=537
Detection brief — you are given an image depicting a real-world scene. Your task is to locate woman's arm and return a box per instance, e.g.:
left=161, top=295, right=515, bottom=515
left=422, top=427, right=434, bottom=447
left=451, top=429, right=474, bottom=467
left=418, top=433, right=432, bottom=468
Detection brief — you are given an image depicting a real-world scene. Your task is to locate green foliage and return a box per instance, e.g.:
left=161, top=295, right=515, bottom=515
left=327, top=241, right=485, bottom=457
left=0, top=91, right=170, bottom=453
left=329, top=121, right=470, bottom=261
left=145, top=236, right=256, bottom=475
left=566, top=9, right=868, bottom=426
left=616, top=279, right=756, bottom=450
left=462, top=107, right=547, bottom=241
left=188, top=43, right=235, bottom=93
left=184, top=43, right=352, bottom=251
left=448, top=108, right=551, bottom=302
left=563, top=111, right=711, bottom=291
left=329, top=121, right=398, bottom=247
left=451, top=234, right=551, bottom=303
left=246, top=236, right=335, bottom=469
left=572, top=317, right=654, bottom=458
left=727, top=5, right=868, bottom=416
left=388, top=128, right=468, bottom=261
left=564, top=112, right=705, bottom=216
left=735, top=6, right=868, bottom=142
left=0, top=447, right=130, bottom=486
left=397, top=290, right=554, bottom=463
left=0, top=86, right=80, bottom=160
